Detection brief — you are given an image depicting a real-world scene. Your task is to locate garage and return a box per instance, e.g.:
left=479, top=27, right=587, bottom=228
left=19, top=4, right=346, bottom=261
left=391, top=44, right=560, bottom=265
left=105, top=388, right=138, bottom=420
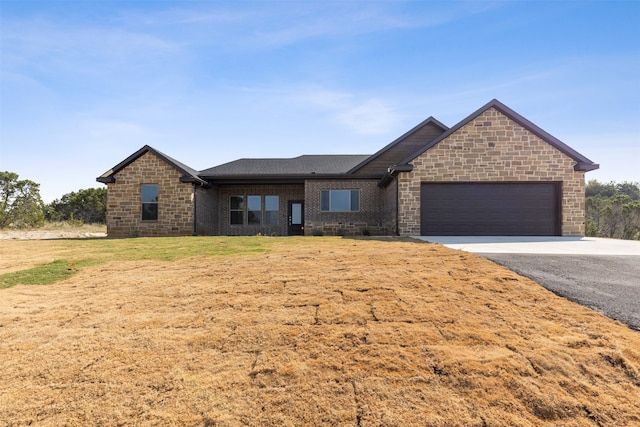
left=420, top=182, right=561, bottom=236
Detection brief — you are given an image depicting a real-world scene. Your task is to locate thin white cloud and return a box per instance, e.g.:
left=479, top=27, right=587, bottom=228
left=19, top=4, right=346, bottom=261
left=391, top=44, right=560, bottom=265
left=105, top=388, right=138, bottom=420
left=301, top=88, right=352, bottom=109
left=1, top=17, right=180, bottom=78
left=337, top=98, right=400, bottom=135
left=292, top=86, right=401, bottom=135
left=81, top=118, right=149, bottom=142
left=5, top=19, right=174, bottom=54
left=111, top=1, right=504, bottom=50
left=146, top=8, right=249, bottom=26
left=243, top=6, right=460, bottom=49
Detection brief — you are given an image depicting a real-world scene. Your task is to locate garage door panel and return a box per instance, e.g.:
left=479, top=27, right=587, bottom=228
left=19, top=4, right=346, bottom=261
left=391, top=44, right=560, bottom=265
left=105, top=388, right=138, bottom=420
left=420, top=183, right=560, bottom=236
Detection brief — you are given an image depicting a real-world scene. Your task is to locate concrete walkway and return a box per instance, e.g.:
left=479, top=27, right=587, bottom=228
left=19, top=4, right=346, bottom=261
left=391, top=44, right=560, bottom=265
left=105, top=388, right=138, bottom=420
left=414, top=236, right=640, bottom=255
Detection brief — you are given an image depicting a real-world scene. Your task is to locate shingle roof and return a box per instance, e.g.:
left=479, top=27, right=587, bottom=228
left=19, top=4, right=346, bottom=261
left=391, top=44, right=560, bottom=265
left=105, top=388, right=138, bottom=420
left=199, top=155, right=371, bottom=177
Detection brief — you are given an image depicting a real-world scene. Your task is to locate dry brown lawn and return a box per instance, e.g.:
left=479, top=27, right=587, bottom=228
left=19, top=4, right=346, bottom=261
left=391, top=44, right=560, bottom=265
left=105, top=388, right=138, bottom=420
left=1, top=236, right=639, bottom=426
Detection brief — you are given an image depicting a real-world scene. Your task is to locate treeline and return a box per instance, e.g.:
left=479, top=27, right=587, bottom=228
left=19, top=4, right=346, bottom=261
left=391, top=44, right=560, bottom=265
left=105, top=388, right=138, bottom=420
left=46, top=187, right=106, bottom=224
left=586, top=180, right=640, bottom=240
left=1, top=171, right=106, bottom=229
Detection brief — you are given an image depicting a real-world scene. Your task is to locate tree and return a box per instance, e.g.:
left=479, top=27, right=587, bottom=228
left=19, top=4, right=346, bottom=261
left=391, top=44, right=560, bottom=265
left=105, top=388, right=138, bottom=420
left=46, top=187, right=107, bottom=224
left=616, top=182, right=640, bottom=200
left=585, top=180, right=640, bottom=240
left=586, top=180, right=616, bottom=198
left=0, top=171, right=45, bottom=229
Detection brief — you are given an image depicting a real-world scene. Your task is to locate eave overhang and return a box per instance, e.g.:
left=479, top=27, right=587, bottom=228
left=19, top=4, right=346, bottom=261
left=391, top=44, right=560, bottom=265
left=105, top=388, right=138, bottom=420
left=377, top=164, right=413, bottom=187
left=575, top=162, right=600, bottom=172
left=201, top=172, right=385, bottom=185
left=96, top=176, right=115, bottom=184
left=180, top=176, right=208, bottom=184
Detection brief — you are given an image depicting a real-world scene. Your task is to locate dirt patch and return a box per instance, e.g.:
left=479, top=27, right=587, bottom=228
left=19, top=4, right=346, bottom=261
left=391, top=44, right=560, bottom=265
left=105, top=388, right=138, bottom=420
left=0, top=238, right=638, bottom=426
left=0, top=229, right=106, bottom=240
left=0, top=229, right=107, bottom=274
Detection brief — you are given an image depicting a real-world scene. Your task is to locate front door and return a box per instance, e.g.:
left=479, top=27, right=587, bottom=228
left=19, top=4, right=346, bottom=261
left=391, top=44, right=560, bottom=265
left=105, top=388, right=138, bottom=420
left=288, top=201, right=304, bottom=235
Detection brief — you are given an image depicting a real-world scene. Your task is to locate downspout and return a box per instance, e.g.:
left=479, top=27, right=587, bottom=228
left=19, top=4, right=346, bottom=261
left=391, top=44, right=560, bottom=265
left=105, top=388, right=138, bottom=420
left=379, top=167, right=401, bottom=236
left=383, top=167, right=401, bottom=236
left=387, top=167, right=400, bottom=236
left=387, top=165, right=413, bottom=236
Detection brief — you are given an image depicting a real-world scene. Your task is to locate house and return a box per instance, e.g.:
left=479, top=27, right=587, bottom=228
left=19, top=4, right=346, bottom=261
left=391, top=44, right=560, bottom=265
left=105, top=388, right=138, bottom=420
left=97, top=99, right=598, bottom=237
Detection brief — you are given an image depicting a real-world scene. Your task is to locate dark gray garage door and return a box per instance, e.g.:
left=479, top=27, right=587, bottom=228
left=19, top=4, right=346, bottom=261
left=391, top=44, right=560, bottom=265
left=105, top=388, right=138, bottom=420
left=420, top=182, right=560, bottom=236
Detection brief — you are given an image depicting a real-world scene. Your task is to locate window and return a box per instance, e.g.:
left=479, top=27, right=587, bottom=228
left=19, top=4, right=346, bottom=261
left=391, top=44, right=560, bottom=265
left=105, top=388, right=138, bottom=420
left=320, top=190, right=360, bottom=212
left=265, top=196, right=279, bottom=225
left=230, top=195, right=280, bottom=225
left=230, top=196, right=244, bottom=225
left=247, top=195, right=261, bottom=225
left=141, top=184, right=159, bottom=221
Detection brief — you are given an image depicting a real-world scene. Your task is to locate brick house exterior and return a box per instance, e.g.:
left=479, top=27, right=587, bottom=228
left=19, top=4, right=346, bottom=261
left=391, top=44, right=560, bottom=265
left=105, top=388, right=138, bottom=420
left=98, top=99, right=598, bottom=237
left=213, top=184, right=305, bottom=236
left=98, top=148, right=205, bottom=237
left=303, top=179, right=393, bottom=236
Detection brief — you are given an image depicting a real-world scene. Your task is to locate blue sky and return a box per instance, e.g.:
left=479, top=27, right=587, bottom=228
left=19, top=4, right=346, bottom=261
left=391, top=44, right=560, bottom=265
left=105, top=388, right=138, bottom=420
left=1, top=0, right=638, bottom=202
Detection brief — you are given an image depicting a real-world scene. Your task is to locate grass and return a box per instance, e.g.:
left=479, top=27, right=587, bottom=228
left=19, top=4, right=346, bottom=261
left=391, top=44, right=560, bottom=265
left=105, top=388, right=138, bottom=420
left=0, top=236, right=270, bottom=287
left=1, top=236, right=639, bottom=426
left=68, top=235, right=269, bottom=261
left=0, top=259, right=98, bottom=289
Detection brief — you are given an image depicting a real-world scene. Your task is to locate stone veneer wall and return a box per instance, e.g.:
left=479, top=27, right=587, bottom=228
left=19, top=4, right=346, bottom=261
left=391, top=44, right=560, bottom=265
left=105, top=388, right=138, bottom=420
left=195, top=186, right=219, bottom=235
left=397, top=107, right=586, bottom=236
left=216, top=184, right=305, bottom=236
left=106, top=151, right=194, bottom=236
left=304, top=179, right=392, bottom=236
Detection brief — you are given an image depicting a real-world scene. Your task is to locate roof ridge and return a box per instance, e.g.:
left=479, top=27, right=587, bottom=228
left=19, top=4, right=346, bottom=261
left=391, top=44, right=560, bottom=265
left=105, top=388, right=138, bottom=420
left=97, top=145, right=206, bottom=185
left=199, top=154, right=371, bottom=177
left=397, top=99, right=598, bottom=171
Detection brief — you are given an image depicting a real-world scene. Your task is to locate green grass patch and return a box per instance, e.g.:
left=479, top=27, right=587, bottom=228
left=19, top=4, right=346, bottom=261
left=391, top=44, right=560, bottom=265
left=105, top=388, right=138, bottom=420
left=0, top=259, right=100, bottom=289
left=0, top=236, right=272, bottom=289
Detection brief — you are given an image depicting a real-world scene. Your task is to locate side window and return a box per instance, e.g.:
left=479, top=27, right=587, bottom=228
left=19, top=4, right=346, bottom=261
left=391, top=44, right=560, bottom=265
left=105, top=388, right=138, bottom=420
left=320, top=189, right=360, bottom=212
left=141, top=184, right=159, bottom=221
left=230, top=196, right=244, bottom=225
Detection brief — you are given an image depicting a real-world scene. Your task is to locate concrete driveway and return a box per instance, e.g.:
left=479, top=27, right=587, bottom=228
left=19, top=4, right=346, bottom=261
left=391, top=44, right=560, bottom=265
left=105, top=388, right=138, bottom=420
left=417, top=236, right=640, bottom=331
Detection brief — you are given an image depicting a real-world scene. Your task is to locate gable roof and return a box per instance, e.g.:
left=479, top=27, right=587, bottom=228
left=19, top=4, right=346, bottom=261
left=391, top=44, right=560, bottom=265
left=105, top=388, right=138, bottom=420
left=348, top=117, right=448, bottom=175
left=398, top=99, right=599, bottom=172
left=199, top=155, right=370, bottom=178
left=97, top=100, right=598, bottom=189
left=96, top=145, right=206, bottom=185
